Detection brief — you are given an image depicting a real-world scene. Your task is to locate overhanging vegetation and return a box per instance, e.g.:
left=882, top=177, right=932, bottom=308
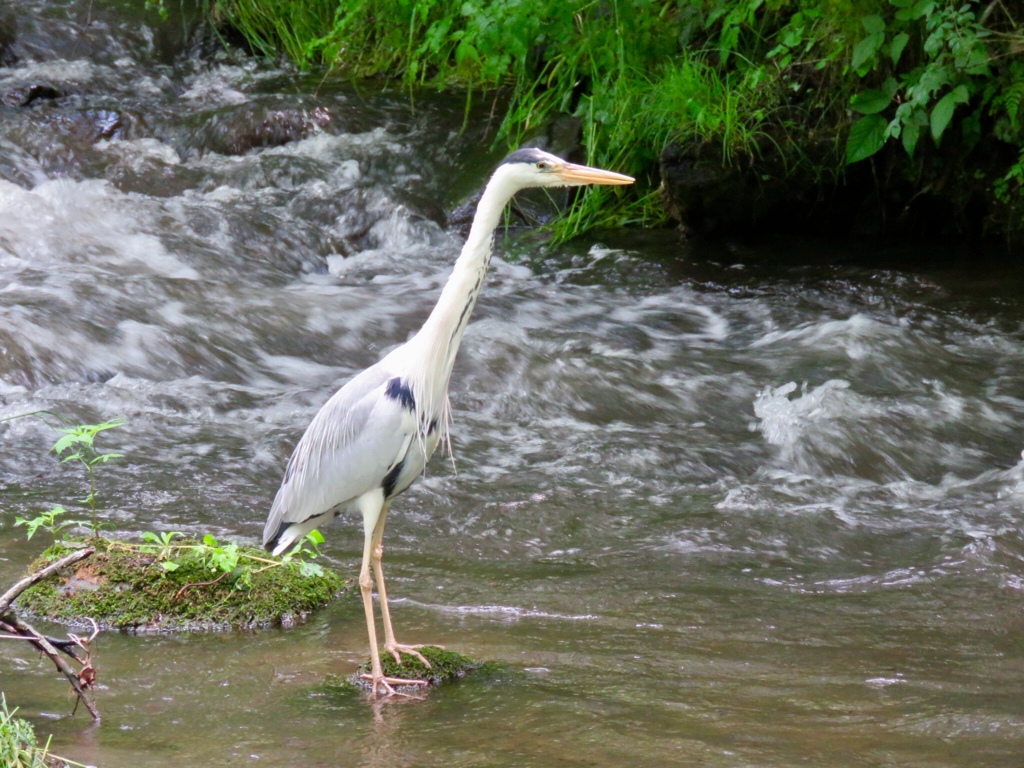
left=202, top=0, right=1022, bottom=239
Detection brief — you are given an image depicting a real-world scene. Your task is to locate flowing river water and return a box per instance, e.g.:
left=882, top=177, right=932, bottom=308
left=1, top=2, right=1023, bottom=766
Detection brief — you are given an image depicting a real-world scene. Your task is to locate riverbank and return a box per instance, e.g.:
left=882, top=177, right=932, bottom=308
left=207, top=0, right=1024, bottom=244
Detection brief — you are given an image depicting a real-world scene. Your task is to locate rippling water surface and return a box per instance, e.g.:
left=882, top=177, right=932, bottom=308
left=1, top=2, right=1023, bottom=766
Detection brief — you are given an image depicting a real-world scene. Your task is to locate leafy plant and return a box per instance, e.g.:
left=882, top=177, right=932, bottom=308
left=140, top=530, right=185, bottom=570
left=280, top=529, right=326, bottom=577
left=2, top=413, right=122, bottom=540
left=845, top=0, right=992, bottom=163
left=13, top=505, right=83, bottom=542
left=0, top=694, right=87, bottom=768
left=134, top=529, right=327, bottom=584
left=201, top=534, right=241, bottom=574
left=49, top=419, right=125, bottom=534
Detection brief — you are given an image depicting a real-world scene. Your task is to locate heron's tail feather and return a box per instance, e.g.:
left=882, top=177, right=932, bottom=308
left=264, top=512, right=333, bottom=557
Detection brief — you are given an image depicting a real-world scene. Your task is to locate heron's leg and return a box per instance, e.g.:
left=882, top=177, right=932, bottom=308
left=357, top=522, right=388, bottom=694
left=369, top=503, right=432, bottom=668
left=356, top=495, right=427, bottom=696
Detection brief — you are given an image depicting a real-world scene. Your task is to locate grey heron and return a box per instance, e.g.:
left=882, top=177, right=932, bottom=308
left=263, top=148, right=634, bottom=695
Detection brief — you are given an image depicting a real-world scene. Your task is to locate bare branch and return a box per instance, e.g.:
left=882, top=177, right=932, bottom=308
left=0, top=613, right=100, bottom=721
left=0, top=549, right=102, bottom=720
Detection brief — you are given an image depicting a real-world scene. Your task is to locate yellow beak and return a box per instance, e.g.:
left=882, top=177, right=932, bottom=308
left=555, top=162, right=635, bottom=186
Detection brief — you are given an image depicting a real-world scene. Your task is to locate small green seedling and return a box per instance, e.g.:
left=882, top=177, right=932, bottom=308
left=140, top=530, right=185, bottom=571
left=14, top=505, right=84, bottom=541
left=50, top=419, right=125, bottom=534
left=282, top=530, right=326, bottom=578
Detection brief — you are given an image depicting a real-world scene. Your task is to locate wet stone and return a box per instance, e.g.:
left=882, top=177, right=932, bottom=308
left=1, top=83, right=61, bottom=107
left=186, top=103, right=334, bottom=156
left=36, top=108, right=128, bottom=143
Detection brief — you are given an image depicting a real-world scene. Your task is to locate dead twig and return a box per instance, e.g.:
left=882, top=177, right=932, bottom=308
left=0, top=614, right=101, bottom=720
left=173, top=569, right=231, bottom=602
left=68, top=618, right=99, bottom=694
left=0, top=633, right=85, bottom=658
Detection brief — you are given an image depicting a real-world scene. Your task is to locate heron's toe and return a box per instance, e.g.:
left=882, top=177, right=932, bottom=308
left=359, top=672, right=428, bottom=696
left=386, top=642, right=434, bottom=669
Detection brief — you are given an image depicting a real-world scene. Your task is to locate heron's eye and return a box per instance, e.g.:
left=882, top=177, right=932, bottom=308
left=536, top=161, right=551, bottom=170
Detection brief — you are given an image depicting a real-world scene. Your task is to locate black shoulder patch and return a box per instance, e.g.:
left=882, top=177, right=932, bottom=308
left=384, top=377, right=415, bottom=411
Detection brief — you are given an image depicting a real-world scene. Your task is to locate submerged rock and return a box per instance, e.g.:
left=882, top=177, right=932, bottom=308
left=183, top=102, right=335, bottom=156
left=340, top=646, right=503, bottom=692
left=17, top=538, right=347, bottom=632
left=1, top=83, right=61, bottom=107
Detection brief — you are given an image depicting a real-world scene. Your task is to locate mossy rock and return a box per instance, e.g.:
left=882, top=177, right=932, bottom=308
left=16, top=538, right=347, bottom=632
left=333, top=646, right=503, bottom=692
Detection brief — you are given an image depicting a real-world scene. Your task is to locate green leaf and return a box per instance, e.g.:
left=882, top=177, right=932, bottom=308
left=846, top=114, right=888, bottom=163
left=306, top=529, right=325, bottom=545
left=51, top=433, right=80, bottom=455
left=949, top=84, right=970, bottom=104
left=861, top=15, right=885, bottom=35
left=929, top=87, right=968, bottom=142
left=93, top=419, right=126, bottom=432
left=902, top=120, right=922, bottom=156
left=889, top=32, right=910, bottom=65
left=89, top=452, right=123, bottom=465
left=896, top=0, right=934, bottom=21
left=161, top=560, right=180, bottom=572
left=851, top=89, right=892, bottom=114
left=454, top=40, right=477, bottom=67
left=852, top=33, right=885, bottom=73
left=203, top=533, right=218, bottom=547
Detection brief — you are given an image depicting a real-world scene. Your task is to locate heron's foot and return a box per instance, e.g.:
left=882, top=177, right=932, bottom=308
left=383, top=642, right=440, bottom=668
left=359, top=672, right=429, bottom=697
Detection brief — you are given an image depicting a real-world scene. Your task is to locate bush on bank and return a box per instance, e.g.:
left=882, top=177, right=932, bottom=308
left=203, top=0, right=1024, bottom=241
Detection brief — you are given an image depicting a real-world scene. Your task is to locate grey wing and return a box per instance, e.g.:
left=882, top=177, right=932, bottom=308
left=262, top=365, right=417, bottom=547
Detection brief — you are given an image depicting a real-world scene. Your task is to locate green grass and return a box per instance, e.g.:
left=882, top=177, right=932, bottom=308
left=211, top=0, right=336, bottom=63
left=0, top=695, right=79, bottom=768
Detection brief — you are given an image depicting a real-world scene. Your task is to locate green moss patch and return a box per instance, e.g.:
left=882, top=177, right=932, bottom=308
left=330, top=646, right=504, bottom=692
left=16, top=538, right=347, bottom=632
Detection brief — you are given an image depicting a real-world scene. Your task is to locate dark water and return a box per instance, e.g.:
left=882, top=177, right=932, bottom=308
left=1, top=2, right=1023, bottom=766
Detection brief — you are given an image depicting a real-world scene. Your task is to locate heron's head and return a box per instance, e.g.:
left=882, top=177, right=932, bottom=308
left=496, top=148, right=634, bottom=190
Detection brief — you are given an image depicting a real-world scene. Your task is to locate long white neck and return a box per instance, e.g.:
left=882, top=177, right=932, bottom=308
left=409, top=170, right=520, bottom=405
